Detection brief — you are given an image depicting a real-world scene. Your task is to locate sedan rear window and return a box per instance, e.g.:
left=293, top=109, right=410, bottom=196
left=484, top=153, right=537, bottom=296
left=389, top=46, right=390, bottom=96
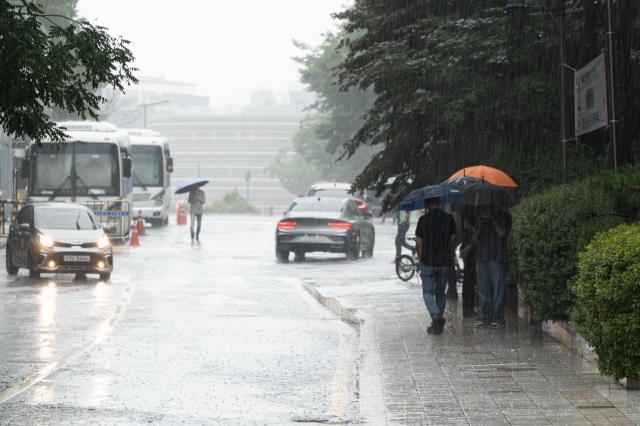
left=36, top=208, right=99, bottom=230
left=288, top=198, right=345, bottom=213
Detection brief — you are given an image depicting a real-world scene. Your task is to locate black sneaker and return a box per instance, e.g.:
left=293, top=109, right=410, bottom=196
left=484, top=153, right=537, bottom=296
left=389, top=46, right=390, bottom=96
left=433, top=317, right=446, bottom=335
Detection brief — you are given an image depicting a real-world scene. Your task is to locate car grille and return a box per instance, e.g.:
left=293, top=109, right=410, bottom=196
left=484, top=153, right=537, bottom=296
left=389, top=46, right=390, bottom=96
left=54, top=241, right=98, bottom=248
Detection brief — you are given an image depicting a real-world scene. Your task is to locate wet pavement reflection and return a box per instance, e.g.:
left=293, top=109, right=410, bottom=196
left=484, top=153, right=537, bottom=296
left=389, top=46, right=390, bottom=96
left=0, top=215, right=369, bottom=425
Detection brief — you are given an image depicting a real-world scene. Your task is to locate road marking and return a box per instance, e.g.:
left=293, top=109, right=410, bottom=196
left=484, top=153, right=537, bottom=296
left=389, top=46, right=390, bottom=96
left=325, top=322, right=356, bottom=420
left=0, top=279, right=136, bottom=405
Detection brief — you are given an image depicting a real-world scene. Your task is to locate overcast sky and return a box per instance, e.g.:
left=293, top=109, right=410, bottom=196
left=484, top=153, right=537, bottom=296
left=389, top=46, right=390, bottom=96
left=77, top=0, right=350, bottom=107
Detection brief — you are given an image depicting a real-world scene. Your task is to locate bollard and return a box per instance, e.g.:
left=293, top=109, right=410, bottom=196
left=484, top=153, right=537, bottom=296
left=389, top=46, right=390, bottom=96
left=130, top=220, right=140, bottom=246
left=176, top=200, right=187, bottom=225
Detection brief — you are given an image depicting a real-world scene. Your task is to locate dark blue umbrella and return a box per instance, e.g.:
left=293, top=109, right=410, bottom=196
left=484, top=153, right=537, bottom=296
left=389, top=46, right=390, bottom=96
left=174, top=178, right=209, bottom=195
left=397, top=184, right=462, bottom=211
left=445, top=175, right=515, bottom=207
left=445, top=175, right=482, bottom=189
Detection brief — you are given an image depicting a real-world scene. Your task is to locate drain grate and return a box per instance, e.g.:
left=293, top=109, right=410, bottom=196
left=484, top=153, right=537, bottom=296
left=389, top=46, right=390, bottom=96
left=461, top=363, right=537, bottom=373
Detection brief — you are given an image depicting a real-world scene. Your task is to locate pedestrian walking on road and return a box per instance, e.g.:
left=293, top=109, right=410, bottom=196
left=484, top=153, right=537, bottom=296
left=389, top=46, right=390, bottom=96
left=475, top=207, right=512, bottom=328
left=415, top=197, right=457, bottom=335
left=394, top=211, right=414, bottom=263
left=188, top=188, right=206, bottom=242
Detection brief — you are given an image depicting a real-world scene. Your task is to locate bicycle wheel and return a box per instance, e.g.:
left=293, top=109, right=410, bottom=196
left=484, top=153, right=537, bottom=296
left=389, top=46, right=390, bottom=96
left=396, top=254, right=415, bottom=281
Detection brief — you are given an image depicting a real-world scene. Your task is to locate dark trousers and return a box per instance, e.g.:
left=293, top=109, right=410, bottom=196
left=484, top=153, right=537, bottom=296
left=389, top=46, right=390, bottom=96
left=462, top=255, right=477, bottom=317
left=190, top=213, right=202, bottom=239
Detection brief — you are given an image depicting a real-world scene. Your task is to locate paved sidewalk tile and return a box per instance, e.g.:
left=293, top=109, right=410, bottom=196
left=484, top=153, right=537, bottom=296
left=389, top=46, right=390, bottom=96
left=308, top=277, right=640, bottom=426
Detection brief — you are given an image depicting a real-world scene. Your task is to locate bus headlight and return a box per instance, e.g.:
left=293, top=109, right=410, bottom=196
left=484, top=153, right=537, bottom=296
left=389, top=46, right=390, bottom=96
left=97, top=235, right=110, bottom=249
left=154, top=198, right=163, bottom=207
left=38, top=234, right=54, bottom=248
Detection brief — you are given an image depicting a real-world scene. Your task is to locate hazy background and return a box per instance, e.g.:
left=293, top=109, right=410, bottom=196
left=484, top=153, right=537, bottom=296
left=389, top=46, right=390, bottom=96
left=77, top=0, right=349, bottom=107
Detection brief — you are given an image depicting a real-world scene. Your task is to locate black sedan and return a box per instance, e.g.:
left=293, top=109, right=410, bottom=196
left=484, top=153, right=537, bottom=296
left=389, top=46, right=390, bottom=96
left=275, top=197, right=375, bottom=262
left=5, top=203, right=113, bottom=280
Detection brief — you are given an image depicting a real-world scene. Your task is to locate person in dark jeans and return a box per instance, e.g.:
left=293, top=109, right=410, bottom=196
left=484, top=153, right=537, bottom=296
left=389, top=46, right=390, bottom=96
left=415, top=197, right=457, bottom=335
left=188, top=188, right=206, bottom=242
left=395, top=210, right=414, bottom=263
left=475, top=207, right=512, bottom=328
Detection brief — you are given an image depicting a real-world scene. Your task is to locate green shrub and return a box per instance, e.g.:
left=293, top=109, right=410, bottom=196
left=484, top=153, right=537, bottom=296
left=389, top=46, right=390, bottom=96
left=207, top=189, right=258, bottom=214
left=571, top=224, right=640, bottom=381
left=510, top=165, right=640, bottom=321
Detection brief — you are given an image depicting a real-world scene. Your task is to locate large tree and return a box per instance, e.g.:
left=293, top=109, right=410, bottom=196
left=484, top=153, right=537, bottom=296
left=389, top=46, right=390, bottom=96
left=336, top=0, right=640, bottom=208
left=269, top=32, right=376, bottom=195
left=0, top=0, right=137, bottom=143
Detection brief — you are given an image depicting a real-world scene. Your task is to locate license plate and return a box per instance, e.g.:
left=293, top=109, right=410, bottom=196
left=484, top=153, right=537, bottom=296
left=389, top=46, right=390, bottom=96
left=64, top=255, right=90, bottom=263
left=296, top=235, right=330, bottom=243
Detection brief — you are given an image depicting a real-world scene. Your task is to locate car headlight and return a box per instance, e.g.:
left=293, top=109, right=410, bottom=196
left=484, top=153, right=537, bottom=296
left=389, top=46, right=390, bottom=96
left=154, top=198, right=163, bottom=207
left=38, top=234, right=54, bottom=248
left=97, top=235, right=110, bottom=249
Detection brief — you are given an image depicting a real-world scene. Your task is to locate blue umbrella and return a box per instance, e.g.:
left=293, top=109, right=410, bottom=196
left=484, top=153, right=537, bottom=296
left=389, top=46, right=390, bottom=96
left=175, top=178, right=209, bottom=195
left=397, top=184, right=462, bottom=211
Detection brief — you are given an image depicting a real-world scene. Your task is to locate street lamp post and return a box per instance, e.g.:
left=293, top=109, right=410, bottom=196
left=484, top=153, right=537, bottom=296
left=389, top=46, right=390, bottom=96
left=140, top=100, right=170, bottom=128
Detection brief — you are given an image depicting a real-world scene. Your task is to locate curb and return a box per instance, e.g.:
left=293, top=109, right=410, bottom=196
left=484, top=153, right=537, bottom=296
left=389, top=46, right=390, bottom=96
left=303, top=283, right=362, bottom=327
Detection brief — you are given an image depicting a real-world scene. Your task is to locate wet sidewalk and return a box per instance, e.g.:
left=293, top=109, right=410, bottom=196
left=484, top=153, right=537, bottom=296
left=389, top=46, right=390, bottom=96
left=306, top=275, right=640, bottom=425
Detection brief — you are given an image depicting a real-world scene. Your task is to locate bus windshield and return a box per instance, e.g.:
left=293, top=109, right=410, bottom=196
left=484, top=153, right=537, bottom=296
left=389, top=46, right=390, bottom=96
left=131, top=145, right=163, bottom=187
left=31, top=143, right=120, bottom=197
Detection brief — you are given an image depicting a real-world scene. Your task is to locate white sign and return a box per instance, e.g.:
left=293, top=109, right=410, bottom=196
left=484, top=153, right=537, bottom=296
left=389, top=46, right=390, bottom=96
left=575, top=53, right=608, bottom=137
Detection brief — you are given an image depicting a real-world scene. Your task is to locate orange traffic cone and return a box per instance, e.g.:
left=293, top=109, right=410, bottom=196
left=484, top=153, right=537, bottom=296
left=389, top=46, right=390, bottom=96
left=136, top=212, right=145, bottom=236
left=130, top=220, right=140, bottom=246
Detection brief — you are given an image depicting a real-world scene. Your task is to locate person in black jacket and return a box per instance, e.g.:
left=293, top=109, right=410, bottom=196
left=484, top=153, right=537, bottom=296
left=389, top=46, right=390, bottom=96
left=415, top=198, right=457, bottom=335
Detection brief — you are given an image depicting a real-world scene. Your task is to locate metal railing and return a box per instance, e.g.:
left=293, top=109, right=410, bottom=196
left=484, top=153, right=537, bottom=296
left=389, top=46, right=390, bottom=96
left=0, top=200, right=24, bottom=237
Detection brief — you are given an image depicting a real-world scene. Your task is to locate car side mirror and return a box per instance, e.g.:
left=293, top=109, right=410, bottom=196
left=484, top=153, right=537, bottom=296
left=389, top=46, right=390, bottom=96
left=122, top=157, right=132, bottom=178
left=166, top=157, right=174, bottom=173
left=18, top=223, right=31, bottom=232
left=21, top=159, right=29, bottom=178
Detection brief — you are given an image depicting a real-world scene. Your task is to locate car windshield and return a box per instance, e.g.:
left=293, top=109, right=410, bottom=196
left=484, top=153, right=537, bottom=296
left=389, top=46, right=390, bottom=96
left=288, top=198, right=345, bottom=213
left=132, top=145, right=163, bottom=187
left=36, top=208, right=99, bottom=230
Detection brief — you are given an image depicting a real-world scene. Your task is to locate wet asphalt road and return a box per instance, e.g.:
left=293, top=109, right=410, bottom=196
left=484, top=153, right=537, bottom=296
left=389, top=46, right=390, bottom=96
left=0, top=215, right=394, bottom=425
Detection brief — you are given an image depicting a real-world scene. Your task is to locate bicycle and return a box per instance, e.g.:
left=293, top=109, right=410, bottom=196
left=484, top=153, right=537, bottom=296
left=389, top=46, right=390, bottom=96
left=395, top=237, right=419, bottom=282
left=395, top=238, right=465, bottom=283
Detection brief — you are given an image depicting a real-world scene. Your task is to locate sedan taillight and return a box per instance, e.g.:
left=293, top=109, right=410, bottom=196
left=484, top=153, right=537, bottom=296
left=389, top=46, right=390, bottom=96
left=277, top=221, right=298, bottom=231
left=327, top=221, right=352, bottom=231
left=356, top=200, right=369, bottom=210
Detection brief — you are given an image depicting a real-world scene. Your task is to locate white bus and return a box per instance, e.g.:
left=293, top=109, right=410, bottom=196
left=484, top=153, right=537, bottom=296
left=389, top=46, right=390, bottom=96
left=126, top=129, right=173, bottom=226
left=22, top=121, right=134, bottom=241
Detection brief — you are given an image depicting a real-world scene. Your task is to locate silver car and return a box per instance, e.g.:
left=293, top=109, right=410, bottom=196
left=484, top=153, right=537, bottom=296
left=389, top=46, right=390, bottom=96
left=5, top=203, right=113, bottom=280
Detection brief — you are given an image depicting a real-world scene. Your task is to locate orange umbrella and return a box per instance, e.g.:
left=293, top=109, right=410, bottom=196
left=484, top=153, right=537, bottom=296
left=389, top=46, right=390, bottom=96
left=448, top=165, right=518, bottom=188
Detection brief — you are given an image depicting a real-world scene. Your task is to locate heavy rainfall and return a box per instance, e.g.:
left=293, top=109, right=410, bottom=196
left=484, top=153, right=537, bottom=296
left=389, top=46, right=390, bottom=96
left=1, top=0, right=640, bottom=425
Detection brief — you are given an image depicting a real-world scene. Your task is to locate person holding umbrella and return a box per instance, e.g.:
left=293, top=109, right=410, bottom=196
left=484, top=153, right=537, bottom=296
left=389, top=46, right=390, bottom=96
left=188, top=187, right=206, bottom=242
left=415, top=196, right=457, bottom=335
left=175, top=178, right=209, bottom=243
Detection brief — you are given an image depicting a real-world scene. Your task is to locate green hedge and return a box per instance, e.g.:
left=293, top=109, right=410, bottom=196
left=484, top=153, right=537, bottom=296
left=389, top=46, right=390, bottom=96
left=571, top=224, right=640, bottom=381
left=510, top=165, right=640, bottom=321
left=207, top=189, right=258, bottom=214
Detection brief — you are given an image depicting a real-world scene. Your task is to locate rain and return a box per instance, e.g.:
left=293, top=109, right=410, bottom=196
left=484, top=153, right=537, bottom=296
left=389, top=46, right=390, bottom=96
left=1, top=0, right=640, bottom=424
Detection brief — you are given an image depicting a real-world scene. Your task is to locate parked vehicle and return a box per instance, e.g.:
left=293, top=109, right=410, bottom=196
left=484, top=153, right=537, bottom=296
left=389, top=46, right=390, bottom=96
left=306, top=182, right=373, bottom=217
left=126, top=129, right=173, bottom=227
left=275, top=196, right=375, bottom=262
left=5, top=203, right=113, bottom=280
left=20, top=121, right=133, bottom=242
